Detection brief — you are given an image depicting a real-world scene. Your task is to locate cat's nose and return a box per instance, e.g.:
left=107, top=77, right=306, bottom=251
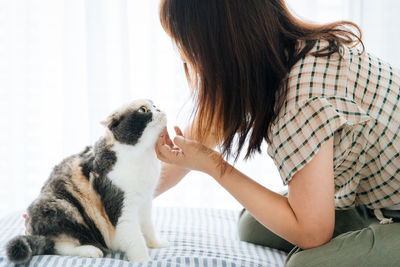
left=152, top=104, right=160, bottom=112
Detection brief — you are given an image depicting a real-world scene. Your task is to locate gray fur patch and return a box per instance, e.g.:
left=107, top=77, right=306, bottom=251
left=108, top=110, right=153, bottom=145
left=93, top=138, right=117, bottom=176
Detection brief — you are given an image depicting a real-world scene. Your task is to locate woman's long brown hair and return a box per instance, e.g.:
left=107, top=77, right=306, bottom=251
left=160, top=0, right=363, bottom=160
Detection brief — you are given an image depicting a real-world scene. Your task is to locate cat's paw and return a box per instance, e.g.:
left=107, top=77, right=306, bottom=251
left=146, top=238, right=169, bottom=249
left=379, top=218, right=393, bottom=224
left=79, top=245, right=103, bottom=258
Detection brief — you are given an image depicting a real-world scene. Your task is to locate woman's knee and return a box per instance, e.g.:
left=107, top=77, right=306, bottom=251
left=286, top=223, right=400, bottom=267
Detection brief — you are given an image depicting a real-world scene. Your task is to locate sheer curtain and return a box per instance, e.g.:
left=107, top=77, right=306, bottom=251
left=0, top=0, right=399, bottom=217
left=286, top=0, right=400, bottom=67
left=0, top=0, right=193, bottom=217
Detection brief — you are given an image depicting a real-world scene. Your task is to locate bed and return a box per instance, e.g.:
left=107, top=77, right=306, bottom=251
left=0, top=208, right=286, bottom=267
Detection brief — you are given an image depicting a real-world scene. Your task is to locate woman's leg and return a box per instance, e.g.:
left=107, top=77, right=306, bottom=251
left=286, top=219, right=400, bottom=266
left=286, top=207, right=400, bottom=267
left=238, top=208, right=295, bottom=252
left=238, top=205, right=400, bottom=266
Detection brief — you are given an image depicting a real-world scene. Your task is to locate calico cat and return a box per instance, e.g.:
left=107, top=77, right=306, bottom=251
left=6, top=99, right=168, bottom=264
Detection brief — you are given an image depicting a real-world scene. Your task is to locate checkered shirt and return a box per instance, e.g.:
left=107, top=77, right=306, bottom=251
left=267, top=40, right=400, bottom=210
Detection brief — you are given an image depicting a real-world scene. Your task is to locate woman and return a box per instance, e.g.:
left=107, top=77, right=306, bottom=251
left=155, top=0, right=400, bottom=266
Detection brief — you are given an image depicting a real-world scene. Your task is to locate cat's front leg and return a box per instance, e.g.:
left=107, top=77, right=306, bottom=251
left=112, top=213, right=150, bottom=262
left=139, top=200, right=169, bottom=248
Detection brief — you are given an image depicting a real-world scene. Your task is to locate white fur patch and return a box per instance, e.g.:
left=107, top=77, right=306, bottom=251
left=55, top=242, right=103, bottom=258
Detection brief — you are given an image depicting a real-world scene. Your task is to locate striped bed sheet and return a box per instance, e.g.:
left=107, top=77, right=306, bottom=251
left=0, top=208, right=286, bottom=267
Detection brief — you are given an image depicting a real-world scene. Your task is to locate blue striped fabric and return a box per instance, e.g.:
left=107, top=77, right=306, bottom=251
left=0, top=208, right=286, bottom=267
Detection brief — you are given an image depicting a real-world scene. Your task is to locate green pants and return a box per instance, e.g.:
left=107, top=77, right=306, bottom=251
left=238, top=206, right=400, bottom=266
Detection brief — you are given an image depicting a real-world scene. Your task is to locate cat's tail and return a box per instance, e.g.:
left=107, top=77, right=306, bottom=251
left=6, top=235, right=55, bottom=264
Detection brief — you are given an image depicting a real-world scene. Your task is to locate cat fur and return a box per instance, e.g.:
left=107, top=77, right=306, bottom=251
left=6, top=99, right=168, bottom=264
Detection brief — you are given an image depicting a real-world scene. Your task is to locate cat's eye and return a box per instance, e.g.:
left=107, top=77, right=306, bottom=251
left=138, top=106, right=149, bottom=113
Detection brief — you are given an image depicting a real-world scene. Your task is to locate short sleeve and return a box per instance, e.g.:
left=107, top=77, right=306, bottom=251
left=267, top=96, right=371, bottom=185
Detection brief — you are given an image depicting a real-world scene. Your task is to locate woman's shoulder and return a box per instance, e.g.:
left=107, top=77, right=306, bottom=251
left=283, top=40, right=355, bottom=115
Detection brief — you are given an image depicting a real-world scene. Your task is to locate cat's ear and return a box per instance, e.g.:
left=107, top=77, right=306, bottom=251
left=104, top=128, right=115, bottom=146
left=101, top=112, right=121, bottom=129
left=101, top=113, right=118, bottom=146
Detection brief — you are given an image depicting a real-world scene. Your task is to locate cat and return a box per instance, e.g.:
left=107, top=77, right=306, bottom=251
left=6, top=99, right=168, bottom=264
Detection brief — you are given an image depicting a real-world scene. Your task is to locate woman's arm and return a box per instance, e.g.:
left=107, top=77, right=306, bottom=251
left=154, top=163, right=189, bottom=197
left=209, top=138, right=335, bottom=249
left=156, top=128, right=335, bottom=249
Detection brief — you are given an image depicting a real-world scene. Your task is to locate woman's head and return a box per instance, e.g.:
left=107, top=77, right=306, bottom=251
left=160, top=0, right=362, bottom=159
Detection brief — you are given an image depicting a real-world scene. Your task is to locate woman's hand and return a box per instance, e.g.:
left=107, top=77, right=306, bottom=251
left=156, top=126, right=223, bottom=175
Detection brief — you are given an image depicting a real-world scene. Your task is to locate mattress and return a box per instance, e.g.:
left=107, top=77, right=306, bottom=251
left=0, top=208, right=286, bottom=266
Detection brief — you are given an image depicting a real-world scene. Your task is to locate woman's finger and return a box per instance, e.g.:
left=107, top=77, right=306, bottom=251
left=163, top=128, right=174, bottom=147
left=160, top=144, right=185, bottom=163
left=157, top=132, right=166, bottom=146
left=156, top=143, right=172, bottom=163
left=155, top=142, right=165, bottom=160
left=173, top=135, right=187, bottom=149
left=174, top=126, right=184, bottom=136
left=156, top=134, right=169, bottom=159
